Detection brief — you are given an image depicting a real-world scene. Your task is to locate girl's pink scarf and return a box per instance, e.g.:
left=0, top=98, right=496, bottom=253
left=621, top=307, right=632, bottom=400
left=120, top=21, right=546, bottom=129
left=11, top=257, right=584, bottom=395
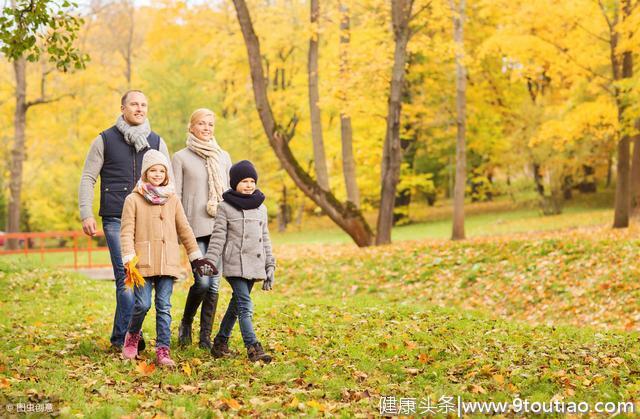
left=136, top=179, right=174, bottom=205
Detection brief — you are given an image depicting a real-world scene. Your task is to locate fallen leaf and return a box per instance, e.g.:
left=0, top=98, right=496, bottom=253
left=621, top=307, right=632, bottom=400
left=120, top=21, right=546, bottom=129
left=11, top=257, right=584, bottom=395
left=182, top=362, right=192, bottom=377
left=222, top=398, right=241, bottom=409
left=307, top=400, right=326, bottom=412
left=135, top=361, right=155, bottom=376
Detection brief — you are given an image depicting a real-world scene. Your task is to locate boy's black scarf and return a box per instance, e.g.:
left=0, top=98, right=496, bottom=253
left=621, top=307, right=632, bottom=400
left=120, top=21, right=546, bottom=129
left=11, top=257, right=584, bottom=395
left=222, top=189, right=265, bottom=210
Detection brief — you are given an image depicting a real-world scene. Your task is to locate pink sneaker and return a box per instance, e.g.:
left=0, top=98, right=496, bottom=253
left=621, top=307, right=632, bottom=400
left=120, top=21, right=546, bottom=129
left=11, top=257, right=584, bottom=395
left=122, top=332, right=141, bottom=360
left=156, top=346, right=176, bottom=367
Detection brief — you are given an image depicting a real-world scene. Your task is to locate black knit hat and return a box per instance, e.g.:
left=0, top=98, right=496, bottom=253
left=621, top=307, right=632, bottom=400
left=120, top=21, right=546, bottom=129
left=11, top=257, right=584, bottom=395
left=229, top=160, right=258, bottom=190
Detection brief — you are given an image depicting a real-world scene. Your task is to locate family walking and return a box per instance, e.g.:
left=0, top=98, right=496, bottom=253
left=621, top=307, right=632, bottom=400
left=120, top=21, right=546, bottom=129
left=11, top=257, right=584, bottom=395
left=79, top=90, right=275, bottom=367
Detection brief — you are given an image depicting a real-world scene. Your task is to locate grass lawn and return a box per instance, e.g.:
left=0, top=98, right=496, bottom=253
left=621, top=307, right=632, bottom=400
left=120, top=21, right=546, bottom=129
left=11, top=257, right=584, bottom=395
left=1, top=226, right=639, bottom=417
left=270, top=206, right=613, bottom=245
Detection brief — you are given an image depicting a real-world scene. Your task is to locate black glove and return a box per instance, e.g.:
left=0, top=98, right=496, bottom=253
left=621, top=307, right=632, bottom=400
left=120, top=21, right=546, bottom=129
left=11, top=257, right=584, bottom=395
left=262, top=266, right=275, bottom=291
left=191, top=258, right=218, bottom=277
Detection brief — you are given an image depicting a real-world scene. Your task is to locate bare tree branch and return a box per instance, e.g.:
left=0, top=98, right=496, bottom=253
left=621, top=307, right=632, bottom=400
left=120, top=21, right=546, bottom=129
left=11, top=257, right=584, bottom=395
left=573, top=20, right=610, bottom=43
left=26, top=93, right=74, bottom=109
left=534, top=34, right=613, bottom=83
left=409, top=0, right=432, bottom=22
left=597, top=0, right=614, bottom=32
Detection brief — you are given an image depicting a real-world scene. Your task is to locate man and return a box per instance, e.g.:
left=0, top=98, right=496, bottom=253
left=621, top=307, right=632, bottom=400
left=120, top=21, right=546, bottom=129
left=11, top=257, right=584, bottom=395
left=79, top=90, right=172, bottom=351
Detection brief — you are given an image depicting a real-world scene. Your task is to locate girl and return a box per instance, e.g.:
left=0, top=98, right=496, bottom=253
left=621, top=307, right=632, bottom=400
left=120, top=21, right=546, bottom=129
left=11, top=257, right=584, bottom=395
left=120, top=150, right=216, bottom=366
left=172, top=108, right=232, bottom=350
left=201, top=160, right=275, bottom=363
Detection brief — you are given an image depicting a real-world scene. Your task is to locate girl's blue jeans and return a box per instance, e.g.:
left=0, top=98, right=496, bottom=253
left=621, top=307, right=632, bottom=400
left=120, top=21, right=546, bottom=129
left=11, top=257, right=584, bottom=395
left=127, top=276, right=174, bottom=348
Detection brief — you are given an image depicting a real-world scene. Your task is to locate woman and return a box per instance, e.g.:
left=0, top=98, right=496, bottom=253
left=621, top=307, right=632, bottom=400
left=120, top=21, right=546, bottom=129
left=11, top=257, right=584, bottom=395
left=172, top=108, right=232, bottom=350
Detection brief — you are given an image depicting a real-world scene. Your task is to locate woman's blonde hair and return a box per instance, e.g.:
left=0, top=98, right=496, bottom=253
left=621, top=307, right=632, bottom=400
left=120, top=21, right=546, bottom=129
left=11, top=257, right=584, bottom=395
left=188, top=108, right=216, bottom=132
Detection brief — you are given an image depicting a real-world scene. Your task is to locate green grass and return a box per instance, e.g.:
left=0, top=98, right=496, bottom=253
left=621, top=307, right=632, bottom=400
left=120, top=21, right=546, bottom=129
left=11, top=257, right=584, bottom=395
left=271, top=206, right=613, bottom=245
left=1, top=228, right=640, bottom=417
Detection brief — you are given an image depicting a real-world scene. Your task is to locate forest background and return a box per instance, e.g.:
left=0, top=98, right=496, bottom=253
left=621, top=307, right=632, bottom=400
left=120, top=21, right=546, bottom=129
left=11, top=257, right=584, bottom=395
left=1, top=0, right=639, bottom=243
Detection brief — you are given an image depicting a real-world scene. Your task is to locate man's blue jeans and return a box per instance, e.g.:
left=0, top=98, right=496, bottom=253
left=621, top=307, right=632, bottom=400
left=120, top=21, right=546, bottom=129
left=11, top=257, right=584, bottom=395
left=216, top=277, right=258, bottom=347
left=103, top=216, right=133, bottom=347
left=127, top=276, right=174, bottom=348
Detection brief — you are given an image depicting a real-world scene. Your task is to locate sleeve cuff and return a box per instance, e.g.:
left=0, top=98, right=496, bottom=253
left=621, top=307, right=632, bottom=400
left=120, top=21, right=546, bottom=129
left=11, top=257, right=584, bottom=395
left=122, top=254, right=135, bottom=264
left=188, top=250, right=203, bottom=262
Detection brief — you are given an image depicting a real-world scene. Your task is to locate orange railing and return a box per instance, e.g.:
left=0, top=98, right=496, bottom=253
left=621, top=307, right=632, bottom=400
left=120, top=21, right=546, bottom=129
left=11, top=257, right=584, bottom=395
left=0, top=231, right=111, bottom=270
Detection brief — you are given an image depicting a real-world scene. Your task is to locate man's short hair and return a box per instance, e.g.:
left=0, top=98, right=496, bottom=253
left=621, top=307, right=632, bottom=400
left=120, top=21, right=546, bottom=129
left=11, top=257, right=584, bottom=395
left=121, top=90, right=145, bottom=106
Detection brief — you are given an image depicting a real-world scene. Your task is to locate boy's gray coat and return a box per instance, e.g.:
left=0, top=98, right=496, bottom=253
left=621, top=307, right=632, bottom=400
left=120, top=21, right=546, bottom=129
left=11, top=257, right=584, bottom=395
left=204, top=201, right=275, bottom=280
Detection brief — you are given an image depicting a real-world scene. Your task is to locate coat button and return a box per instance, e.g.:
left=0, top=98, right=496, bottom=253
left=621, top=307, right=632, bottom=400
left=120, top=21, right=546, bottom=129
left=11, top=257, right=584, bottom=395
left=160, top=214, right=164, bottom=220
left=259, top=238, right=262, bottom=242
left=257, top=254, right=261, bottom=258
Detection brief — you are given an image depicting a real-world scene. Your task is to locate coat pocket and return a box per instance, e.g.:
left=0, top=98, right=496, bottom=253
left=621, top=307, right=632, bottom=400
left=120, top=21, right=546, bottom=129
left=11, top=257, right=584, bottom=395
left=102, top=184, right=131, bottom=213
left=134, top=241, right=151, bottom=268
left=165, top=242, right=181, bottom=267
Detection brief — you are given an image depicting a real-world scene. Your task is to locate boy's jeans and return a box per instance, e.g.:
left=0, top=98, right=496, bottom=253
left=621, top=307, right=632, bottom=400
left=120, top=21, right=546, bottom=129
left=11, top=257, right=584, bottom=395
left=128, top=276, right=174, bottom=348
left=216, top=277, right=258, bottom=347
left=103, top=216, right=133, bottom=347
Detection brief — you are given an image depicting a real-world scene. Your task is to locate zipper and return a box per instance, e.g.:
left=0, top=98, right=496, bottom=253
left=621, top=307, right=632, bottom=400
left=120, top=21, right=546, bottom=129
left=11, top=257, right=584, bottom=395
left=240, top=210, right=245, bottom=277
left=160, top=205, right=164, bottom=275
left=132, top=148, right=136, bottom=187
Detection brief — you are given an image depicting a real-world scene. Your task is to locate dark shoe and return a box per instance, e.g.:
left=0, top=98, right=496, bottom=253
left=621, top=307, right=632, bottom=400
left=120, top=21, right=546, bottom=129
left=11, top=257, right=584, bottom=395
left=138, top=333, right=146, bottom=352
left=180, top=286, right=206, bottom=346
left=247, top=342, right=272, bottom=364
left=199, top=292, right=219, bottom=350
left=178, top=321, right=192, bottom=346
left=211, top=336, right=232, bottom=359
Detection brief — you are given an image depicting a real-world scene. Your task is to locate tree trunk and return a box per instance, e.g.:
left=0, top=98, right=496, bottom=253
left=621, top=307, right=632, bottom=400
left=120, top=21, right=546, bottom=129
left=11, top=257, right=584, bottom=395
left=232, top=0, right=373, bottom=247
left=308, top=0, right=330, bottom=191
left=630, top=136, right=640, bottom=212
left=7, top=57, right=27, bottom=249
left=614, top=130, right=631, bottom=227
left=612, top=0, right=633, bottom=228
left=578, top=164, right=597, bottom=193
left=124, top=0, right=134, bottom=88
left=393, top=139, right=417, bottom=225
left=278, top=184, right=288, bottom=232
left=339, top=1, right=360, bottom=208
left=375, top=0, right=414, bottom=245
left=450, top=0, right=466, bottom=240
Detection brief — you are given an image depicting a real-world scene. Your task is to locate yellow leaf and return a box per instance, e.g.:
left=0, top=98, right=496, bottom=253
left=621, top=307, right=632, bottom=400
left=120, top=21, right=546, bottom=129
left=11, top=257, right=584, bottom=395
left=287, top=397, right=299, bottom=408
left=182, top=362, right=192, bottom=377
left=306, top=400, right=325, bottom=412
left=493, top=374, right=505, bottom=384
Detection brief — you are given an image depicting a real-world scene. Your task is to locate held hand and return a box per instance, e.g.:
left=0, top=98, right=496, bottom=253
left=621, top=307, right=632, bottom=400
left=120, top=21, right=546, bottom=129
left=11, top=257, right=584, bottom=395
left=82, top=217, right=97, bottom=237
left=124, top=256, right=145, bottom=288
left=262, top=266, right=275, bottom=291
left=191, top=258, right=218, bottom=277
left=124, top=260, right=133, bottom=288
